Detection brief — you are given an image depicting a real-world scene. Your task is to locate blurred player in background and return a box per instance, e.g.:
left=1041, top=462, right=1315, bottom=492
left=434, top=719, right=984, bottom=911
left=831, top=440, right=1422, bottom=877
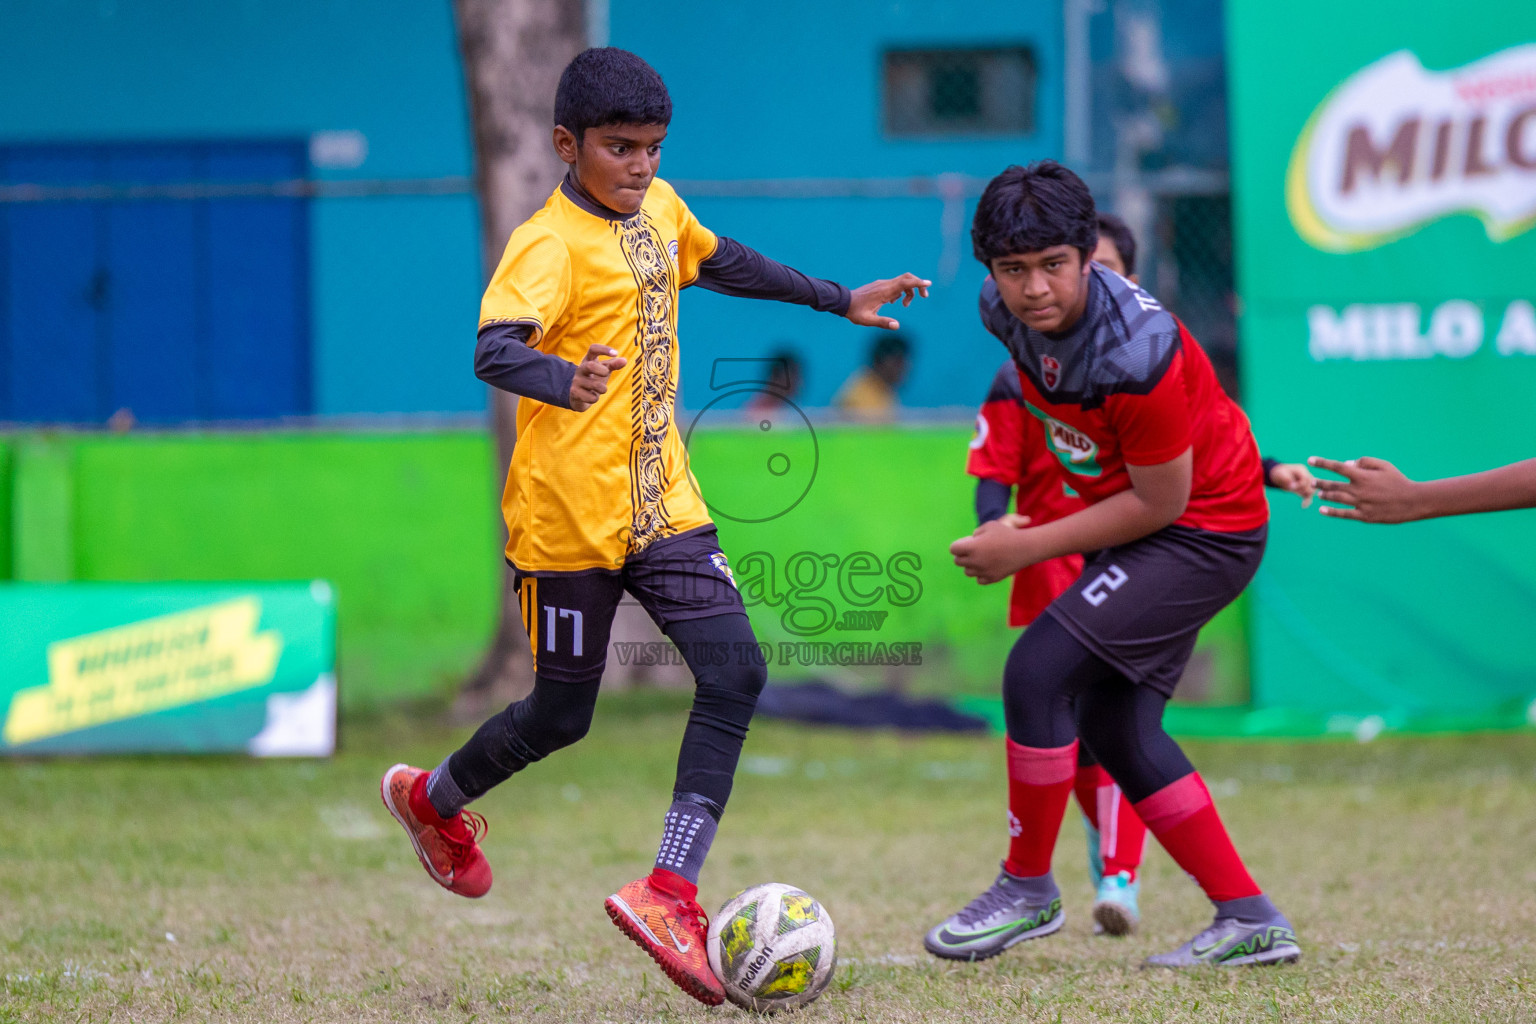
left=380, top=47, right=929, bottom=1006
left=743, top=347, right=805, bottom=417
left=1309, top=455, right=1536, bottom=522
left=929, top=161, right=1299, bottom=969
left=834, top=331, right=912, bottom=423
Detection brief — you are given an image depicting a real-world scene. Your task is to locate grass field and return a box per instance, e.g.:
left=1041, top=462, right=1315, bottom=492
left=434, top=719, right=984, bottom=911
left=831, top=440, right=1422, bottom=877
left=6, top=692, right=1535, bottom=1023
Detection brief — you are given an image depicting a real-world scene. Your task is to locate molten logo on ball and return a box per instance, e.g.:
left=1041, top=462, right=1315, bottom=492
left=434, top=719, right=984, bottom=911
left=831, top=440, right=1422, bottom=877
left=707, top=883, right=837, bottom=1011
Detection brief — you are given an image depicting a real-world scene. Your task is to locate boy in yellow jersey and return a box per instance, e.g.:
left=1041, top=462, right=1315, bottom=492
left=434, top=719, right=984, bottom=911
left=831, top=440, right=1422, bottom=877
left=381, top=48, right=929, bottom=1005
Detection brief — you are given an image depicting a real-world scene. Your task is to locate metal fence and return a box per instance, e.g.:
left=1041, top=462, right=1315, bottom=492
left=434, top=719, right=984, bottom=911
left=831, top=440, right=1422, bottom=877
left=669, top=170, right=1240, bottom=401
left=1127, top=182, right=1239, bottom=398
left=0, top=168, right=1240, bottom=414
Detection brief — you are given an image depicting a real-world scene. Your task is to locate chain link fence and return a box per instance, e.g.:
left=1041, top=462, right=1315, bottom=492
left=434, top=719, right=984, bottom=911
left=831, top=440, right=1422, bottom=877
left=0, top=169, right=1238, bottom=413
left=673, top=171, right=1239, bottom=408
left=1136, top=189, right=1239, bottom=398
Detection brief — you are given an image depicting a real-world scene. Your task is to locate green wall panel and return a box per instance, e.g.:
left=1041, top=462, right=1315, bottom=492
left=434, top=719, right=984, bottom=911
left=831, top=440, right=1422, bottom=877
left=67, top=432, right=500, bottom=708
left=11, top=438, right=75, bottom=582
left=0, top=440, right=11, bottom=580
left=0, top=426, right=1252, bottom=711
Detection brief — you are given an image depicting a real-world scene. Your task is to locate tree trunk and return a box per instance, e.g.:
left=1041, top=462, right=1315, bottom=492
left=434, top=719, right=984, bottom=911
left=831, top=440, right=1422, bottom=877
left=452, top=0, right=585, bottom=721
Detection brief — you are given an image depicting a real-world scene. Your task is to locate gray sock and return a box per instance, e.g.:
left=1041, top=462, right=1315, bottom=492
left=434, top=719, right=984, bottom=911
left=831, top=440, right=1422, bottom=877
left=1214, top=893, right=1277, bottom=922
left=653, top=799, right=719, bottom=886
left=1000, top=866, right=1061, bottom=903
left=425, top=757, right=470, bottom=820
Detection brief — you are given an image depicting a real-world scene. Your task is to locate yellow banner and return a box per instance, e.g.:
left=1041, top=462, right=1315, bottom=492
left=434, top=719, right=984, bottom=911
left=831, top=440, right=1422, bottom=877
left=3, top=598, right=282, bottom=746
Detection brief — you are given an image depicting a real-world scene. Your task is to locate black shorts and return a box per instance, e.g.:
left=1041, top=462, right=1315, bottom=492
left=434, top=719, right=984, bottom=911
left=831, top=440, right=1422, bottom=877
left=512, top=525, right=747, bottom=683
left=1044, top=523, right=1266, bottom=698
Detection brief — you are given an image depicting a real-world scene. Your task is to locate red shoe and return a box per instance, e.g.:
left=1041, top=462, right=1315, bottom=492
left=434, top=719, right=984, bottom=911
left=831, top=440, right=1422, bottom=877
left=380, top=763, right=492, bottom=898
left=605, top=874, right=725, bottom=1006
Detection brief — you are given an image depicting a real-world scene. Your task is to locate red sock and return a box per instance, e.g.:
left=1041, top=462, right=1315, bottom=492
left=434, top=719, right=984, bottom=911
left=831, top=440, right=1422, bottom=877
left=409, top=774, right=450, bottom=825
left=1004, top=739, right=1078, bottom=878
left=1099, top=778, right=1148, bottom=883
left=1074, top=765, right=1147, bottom=883
left=1072, top=763, right=1105, bottom=831
left=1134, top=772, right=1260, bottom=901
left=648, top=868, right=698, bottom=902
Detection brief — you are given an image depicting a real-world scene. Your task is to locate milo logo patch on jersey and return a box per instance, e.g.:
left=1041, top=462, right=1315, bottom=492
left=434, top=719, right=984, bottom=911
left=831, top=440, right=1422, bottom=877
left=1046, top=421, right=1098, bottom=469
left=1023, top=401, right=1102, bottom=477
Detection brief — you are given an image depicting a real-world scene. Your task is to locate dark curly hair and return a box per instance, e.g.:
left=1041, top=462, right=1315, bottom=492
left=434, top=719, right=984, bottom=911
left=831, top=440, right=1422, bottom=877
left=554, top=48, right=671, bottom=140
left=971, top=161, right=1098, bottom=266
left=1095, top=212, right=1137, bottom=277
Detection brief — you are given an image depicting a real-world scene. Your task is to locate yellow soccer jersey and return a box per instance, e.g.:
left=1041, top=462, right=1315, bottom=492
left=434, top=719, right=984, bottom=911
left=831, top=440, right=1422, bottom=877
left=480, top=176, right=720, bottom=573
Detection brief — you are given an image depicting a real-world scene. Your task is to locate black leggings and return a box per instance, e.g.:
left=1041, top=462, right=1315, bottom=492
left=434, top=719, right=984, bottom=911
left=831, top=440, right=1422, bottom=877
left=1004, top=614, right=1193, bottom=804
left=448, top=613, right=767, bottom=811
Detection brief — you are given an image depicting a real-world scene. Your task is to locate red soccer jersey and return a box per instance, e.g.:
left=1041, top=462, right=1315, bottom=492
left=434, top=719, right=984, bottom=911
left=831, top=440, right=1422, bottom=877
left=967, top=359, right=1087, bottom=627
left=978, top=267, right=1267, bottom=534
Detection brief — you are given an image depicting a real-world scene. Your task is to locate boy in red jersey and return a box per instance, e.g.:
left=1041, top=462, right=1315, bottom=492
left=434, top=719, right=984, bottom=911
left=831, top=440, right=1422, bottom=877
left=927, top=161, right=1298, bottom=968
left=965, top=212, right=1150, bottom=937
left=966, top=215, right=1316, bottom=938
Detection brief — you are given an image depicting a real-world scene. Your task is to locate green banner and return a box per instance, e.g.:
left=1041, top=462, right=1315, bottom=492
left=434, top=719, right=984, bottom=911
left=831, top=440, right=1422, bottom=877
left=1229, top=3, right=1536, bottom=730
left=0, top=582, right=336, bottom=755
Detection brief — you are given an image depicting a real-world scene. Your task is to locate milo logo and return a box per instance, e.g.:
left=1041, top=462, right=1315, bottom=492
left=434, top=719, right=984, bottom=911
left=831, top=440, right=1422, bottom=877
left=1024, top=401, right=1101, bottom=477
left=1287, top=44, right=1536, bottom=252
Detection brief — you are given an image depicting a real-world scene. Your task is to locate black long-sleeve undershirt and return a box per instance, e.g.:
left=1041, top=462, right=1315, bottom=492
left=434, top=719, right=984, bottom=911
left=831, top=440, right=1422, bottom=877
left=693, top=236, right=850, bottom=314
left=473, top=238, right=849, bottom=405
left=474, top=322, right=575, bottom=408
left=976, top=477, right=1013, bottom=526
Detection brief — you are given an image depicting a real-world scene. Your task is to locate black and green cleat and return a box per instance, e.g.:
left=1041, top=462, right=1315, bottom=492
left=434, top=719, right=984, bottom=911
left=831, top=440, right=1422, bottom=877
left=1143, top=900, right=1301, bottom=968
left=923, top=866, right=1064, bottom=962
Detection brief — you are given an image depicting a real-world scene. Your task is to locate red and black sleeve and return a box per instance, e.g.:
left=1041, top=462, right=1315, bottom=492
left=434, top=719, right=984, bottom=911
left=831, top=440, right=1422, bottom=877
left=1105, top=350, right=1194, bottom=466
left=968, top=363, right=1029, bottom=484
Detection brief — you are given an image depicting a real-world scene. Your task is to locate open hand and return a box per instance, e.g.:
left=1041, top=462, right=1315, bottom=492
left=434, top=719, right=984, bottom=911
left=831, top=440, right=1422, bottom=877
left=1267, top=462, right=1317, bottom=508
left=846, top=273, right=932, bottom=330
left=950, top=514, right=1034, bottom=585
left=570, top=344, right=627, bottom=412
left=1308, top=456, right=1420, bottom=523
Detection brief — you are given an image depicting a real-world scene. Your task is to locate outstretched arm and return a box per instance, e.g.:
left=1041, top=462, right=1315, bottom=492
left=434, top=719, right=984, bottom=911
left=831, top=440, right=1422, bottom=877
left=1309, top=455, right=1536, bottom=523
left=694, top=237, right=851, bottom=312
left=694, top=237, right=930, bottom=329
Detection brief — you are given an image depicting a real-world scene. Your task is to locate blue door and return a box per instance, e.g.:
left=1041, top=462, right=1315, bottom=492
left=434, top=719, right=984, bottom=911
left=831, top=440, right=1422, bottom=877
left=105, top=144, right=201, bottom=422
left=2, top=147, right=103, bottom=423
left=0, top=140, right=310, bottom=424
left=204, top=144, right=311, bottom=421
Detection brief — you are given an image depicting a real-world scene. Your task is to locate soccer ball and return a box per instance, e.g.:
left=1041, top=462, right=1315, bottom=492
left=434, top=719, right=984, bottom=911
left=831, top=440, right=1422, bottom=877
left=707, top=883, right=837, bottom=1012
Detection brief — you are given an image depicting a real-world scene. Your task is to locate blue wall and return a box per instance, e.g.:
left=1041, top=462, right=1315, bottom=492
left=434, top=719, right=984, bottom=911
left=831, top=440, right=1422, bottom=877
left=0, top=0, right=484, bottom=417
left=613, top=0, right=1065, bottom=409
left=2, top=0, right=1067, bottom=416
